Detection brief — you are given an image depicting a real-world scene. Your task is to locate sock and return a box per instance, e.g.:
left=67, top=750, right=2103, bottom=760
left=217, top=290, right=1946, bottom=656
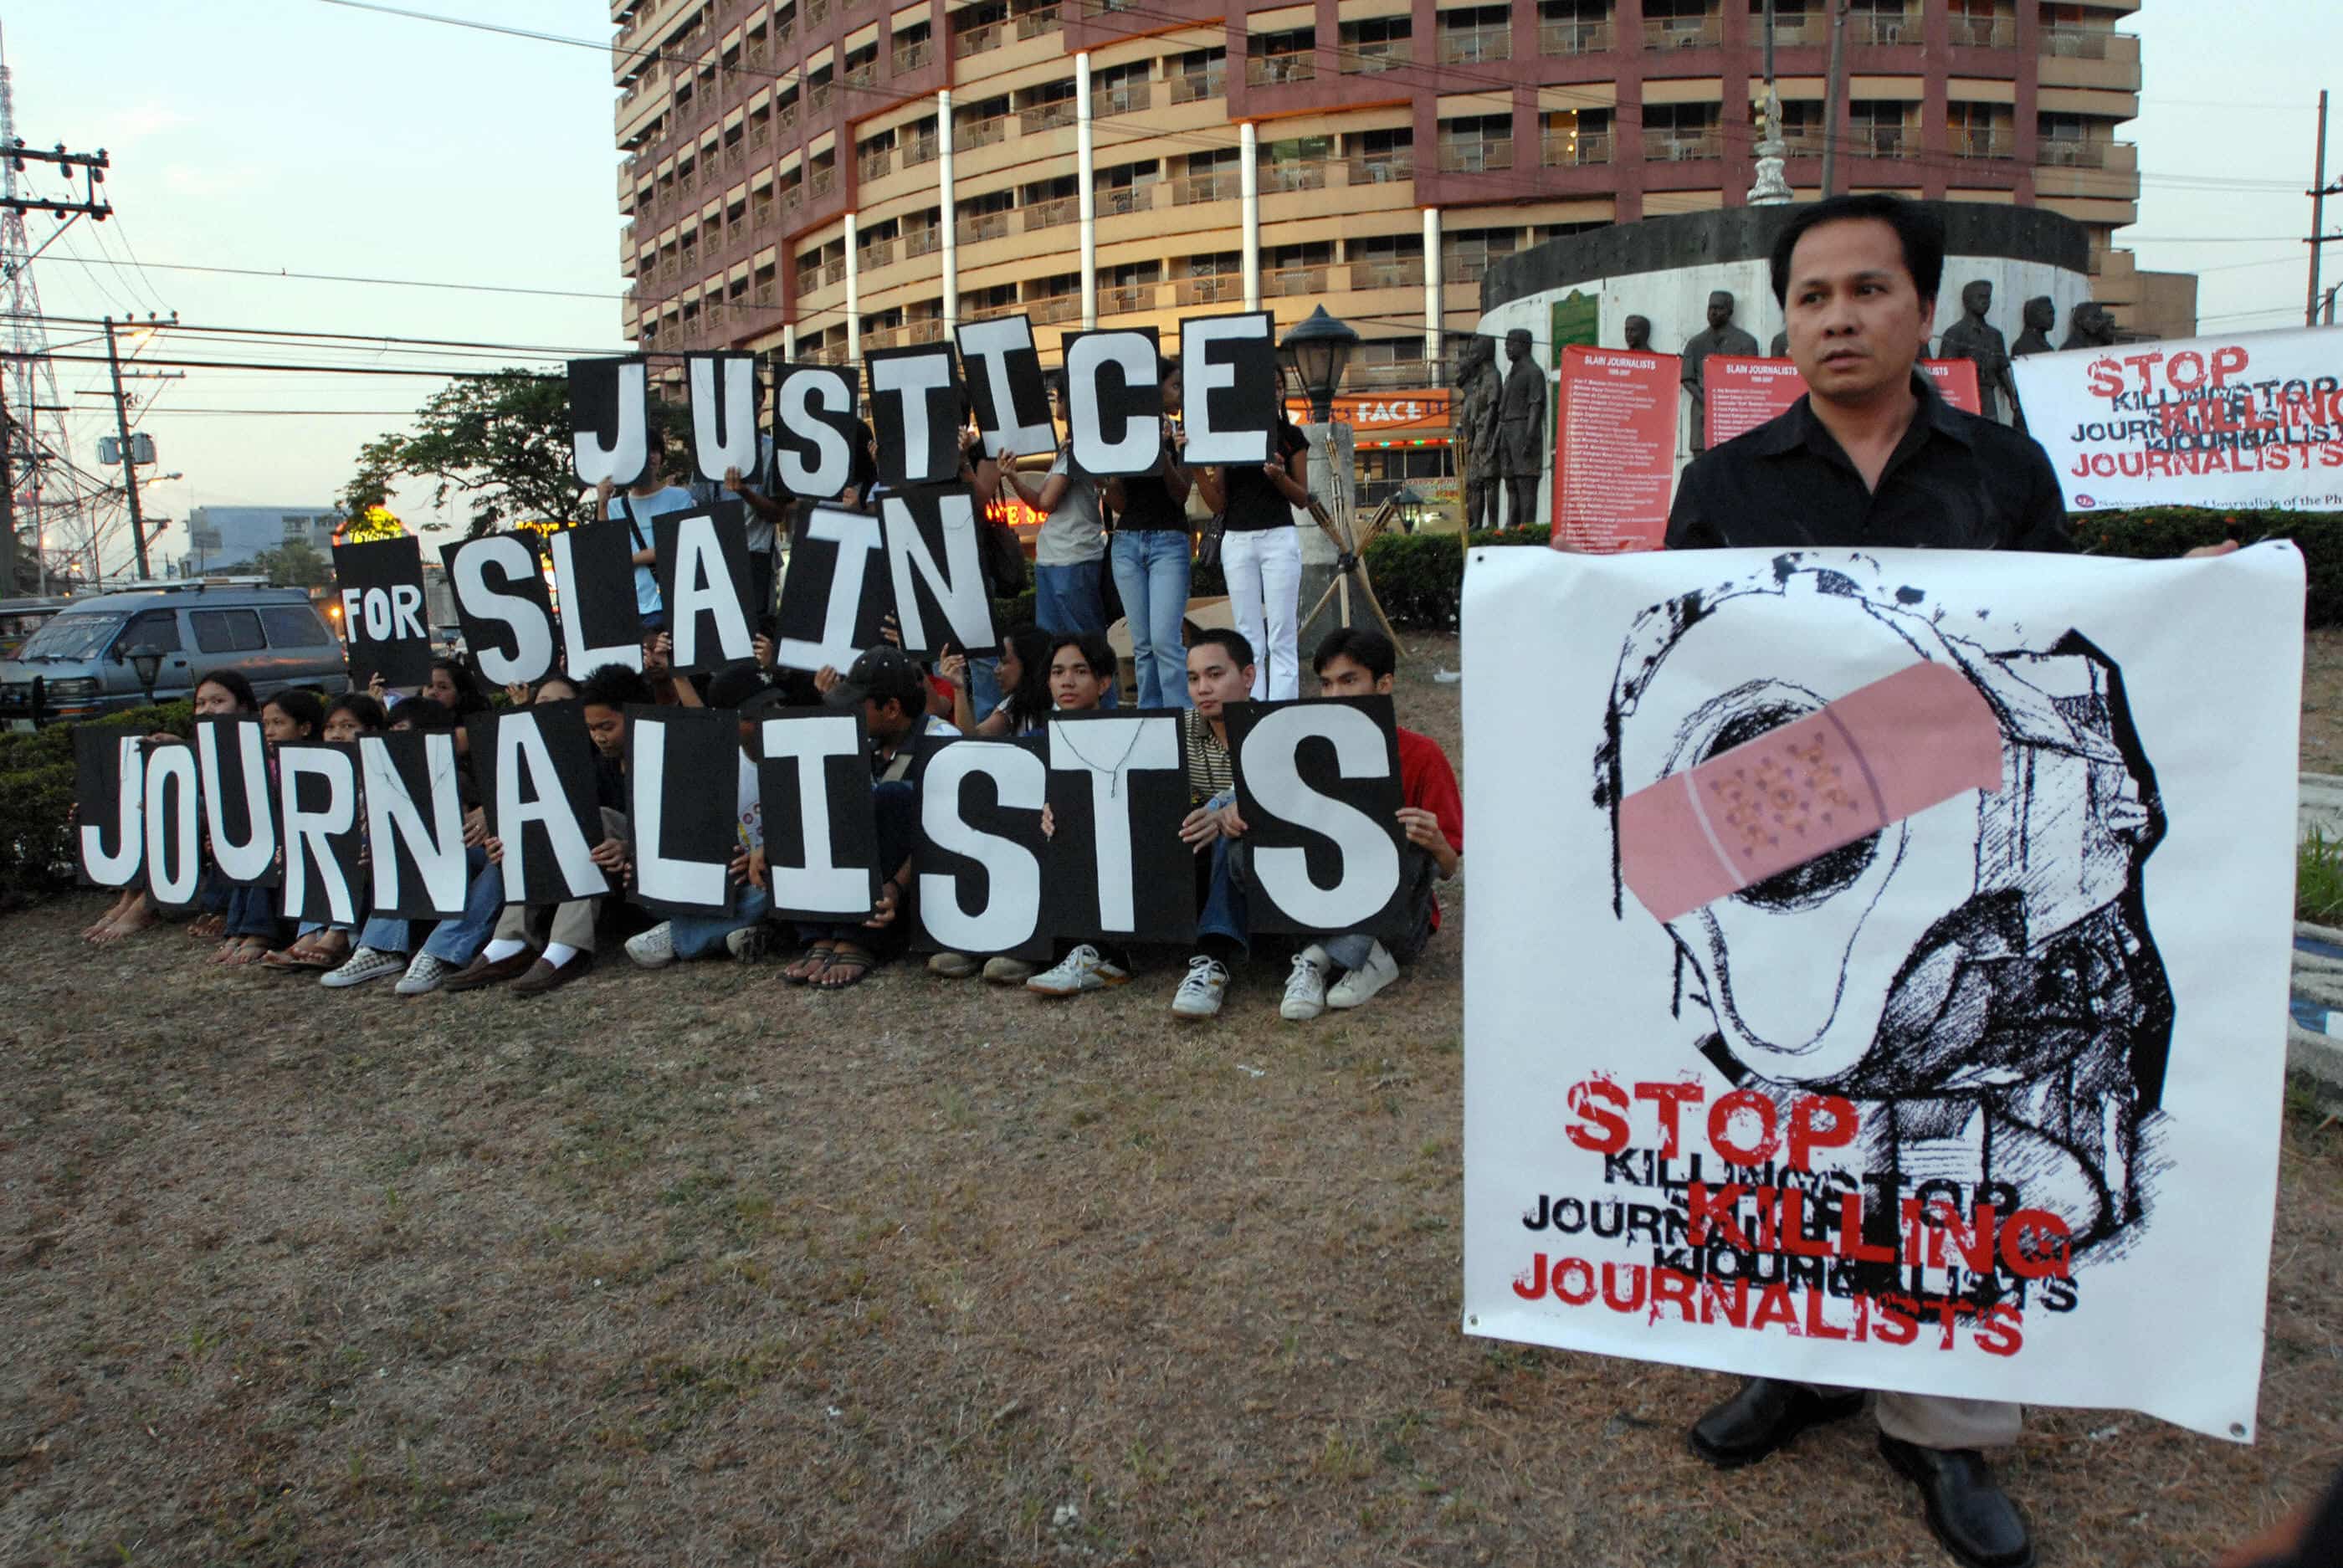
left=482, top=938, right=526, bottom=963
left=543, top=942, right=582, bottom=969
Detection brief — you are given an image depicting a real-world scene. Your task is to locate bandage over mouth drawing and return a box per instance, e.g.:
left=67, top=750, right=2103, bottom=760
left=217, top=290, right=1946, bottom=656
left=1619, top=662, right=2006, bottom=925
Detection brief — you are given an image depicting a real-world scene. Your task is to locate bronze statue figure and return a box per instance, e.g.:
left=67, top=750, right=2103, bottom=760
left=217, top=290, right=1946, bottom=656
left=1495, top=328, right=1546, bottom=531
left=1937, top=279, right=2017, bottom=423
left=1453, top=335, right=1503, bottom=534
left=1681, top=290, right=1761, bottom=451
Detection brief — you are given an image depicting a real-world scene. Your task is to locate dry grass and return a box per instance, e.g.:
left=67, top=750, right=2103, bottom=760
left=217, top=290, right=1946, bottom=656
left=2302, top=627, right=2343, bottom=773
left=4, top=633, right=2338, bottom=1566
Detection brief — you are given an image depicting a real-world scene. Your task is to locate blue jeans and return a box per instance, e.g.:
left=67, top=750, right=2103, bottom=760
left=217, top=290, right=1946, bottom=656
left=1035, top=559, right=1108, bottom=635
left=1196, top=796, right=1438, bottom=970
left=672, top=883, right=770, bottom=958
left=358, top=847, right=501, bottom=966
left=968, top=655, right=1001, bottom=722
left=224, top=884, right=284, bottom=942
left=1109, top=530, right=1191, bottom=710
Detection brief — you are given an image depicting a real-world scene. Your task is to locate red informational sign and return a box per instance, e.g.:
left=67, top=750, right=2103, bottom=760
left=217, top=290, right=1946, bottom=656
left=1702, top=356, right=1986, bottom=448
left=1551, top=346, right=1680, bottom=553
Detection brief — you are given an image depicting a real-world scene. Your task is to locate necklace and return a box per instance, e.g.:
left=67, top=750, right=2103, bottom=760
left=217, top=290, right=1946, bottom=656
left=1054, top=718, right=1146, bottom=797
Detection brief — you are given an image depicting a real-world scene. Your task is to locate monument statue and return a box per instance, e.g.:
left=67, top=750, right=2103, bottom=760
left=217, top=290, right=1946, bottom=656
left=1937, top=279, right=2016, bottom=423
left=1681, top=290, right=1761, bottom=451
left=1770, top=328, right=1790, bottom=359
left=1623, top=315, right=1652, bottom=353
left=1495, top=328, right=1546, bottom=531
left=2011, top=295, right=2058, bottom=359
left=1453, top=336, right=1503, bottom=534
left=2060, top=301, right=2117, bottom=351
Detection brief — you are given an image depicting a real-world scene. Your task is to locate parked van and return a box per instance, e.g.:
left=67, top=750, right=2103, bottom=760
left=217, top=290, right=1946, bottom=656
left=0, top=578, right=350, bottom=729
left=0, top=596, right=70, bottom=658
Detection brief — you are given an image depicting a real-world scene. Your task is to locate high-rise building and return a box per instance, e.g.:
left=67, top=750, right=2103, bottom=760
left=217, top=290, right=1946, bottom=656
left=613, top=0, right=2182, bottom=485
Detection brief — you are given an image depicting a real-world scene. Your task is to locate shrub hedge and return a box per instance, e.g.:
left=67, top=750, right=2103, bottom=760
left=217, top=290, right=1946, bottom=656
left=1362, top=509, right=2343, bottom=632
left=0, top=701, right=192, bottom=904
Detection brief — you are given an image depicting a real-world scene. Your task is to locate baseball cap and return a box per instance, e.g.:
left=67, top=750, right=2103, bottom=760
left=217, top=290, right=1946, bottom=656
left=825, top=646, right=927, bottom=714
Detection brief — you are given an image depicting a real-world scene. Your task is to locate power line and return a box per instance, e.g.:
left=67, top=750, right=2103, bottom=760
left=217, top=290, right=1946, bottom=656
left=42, top=251, right=626, bottom=301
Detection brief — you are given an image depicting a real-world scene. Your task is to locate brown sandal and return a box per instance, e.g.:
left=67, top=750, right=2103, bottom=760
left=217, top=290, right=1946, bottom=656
left=813, top=944, right=875, bottom=990
left=783, top=943, right=836, bottom=985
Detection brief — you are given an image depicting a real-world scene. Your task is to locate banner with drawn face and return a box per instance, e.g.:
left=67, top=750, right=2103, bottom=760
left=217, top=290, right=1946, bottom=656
left=1459, top=543, right=2303, bottom=1443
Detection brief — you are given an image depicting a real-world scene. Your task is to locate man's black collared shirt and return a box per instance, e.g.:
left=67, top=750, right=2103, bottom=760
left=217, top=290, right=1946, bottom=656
left=1664, top=374, right=2071, bottom=553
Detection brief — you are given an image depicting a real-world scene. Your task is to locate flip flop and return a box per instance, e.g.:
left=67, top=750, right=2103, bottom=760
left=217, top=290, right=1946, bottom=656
left=222, top=938, right=271, bottom=968
left=813, top=945, right=875, bottom=991
left=783, top=944, right=836, bottom=986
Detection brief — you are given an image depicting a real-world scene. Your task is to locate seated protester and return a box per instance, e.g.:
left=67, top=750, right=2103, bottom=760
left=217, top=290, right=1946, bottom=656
left=626, top=663, right=779, bottom=968
left=1020, top=633, right=1141, bottom=998
left=266, top=693, right=390, bottom=971
left=324, top=697, right=505, bottom=994
left=1172, top=626, right=1462, bottom=1022
left=790, top=648, right=960, bottom=991
left=942, top=623, right=1051, bottom=739
left=84, top=668, right=260, bottom=947
left=1179, top=629, right=1246, bottom=808
left=219, top=689, right=326, bottom=968
left=445, top=664, right=649, bottom=997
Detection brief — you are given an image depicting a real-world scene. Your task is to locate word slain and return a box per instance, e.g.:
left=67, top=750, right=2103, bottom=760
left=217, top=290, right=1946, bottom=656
left=74, top=697, right=1412, bottom=956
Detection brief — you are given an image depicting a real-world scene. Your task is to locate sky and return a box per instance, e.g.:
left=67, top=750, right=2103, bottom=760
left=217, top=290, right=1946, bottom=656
left=8, top=0, right=2342, bottom=578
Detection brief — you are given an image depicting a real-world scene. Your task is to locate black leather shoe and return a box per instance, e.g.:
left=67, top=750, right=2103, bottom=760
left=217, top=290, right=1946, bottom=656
left=1687, top=1377, right=1867, bottom=1469
left=1879, top=1433, right=2037, bottom=1568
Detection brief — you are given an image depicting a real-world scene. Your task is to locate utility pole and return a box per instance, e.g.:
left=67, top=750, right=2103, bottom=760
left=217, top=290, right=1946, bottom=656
left=0, top=379, right=15, bottom=595
left=2311, top=90, right=2339, bottom=328
left=103, top=315, right=149, bottom=579
left=1820, top=1, right=1850, bottom=198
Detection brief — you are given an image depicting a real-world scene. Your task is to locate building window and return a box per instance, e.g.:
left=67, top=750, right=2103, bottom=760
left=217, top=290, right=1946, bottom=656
left=1641, top=102, right=1721, bottom=161
left=1437, top=115, right=1514, bottom=174
left=1247, top=27, right=1315, bottom=86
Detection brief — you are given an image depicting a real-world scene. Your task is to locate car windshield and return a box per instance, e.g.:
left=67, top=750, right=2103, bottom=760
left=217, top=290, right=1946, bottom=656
left=13, top=612, right=125, bottom=661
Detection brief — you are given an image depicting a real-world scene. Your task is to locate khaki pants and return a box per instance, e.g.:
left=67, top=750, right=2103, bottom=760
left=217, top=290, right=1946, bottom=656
left=1808, top=1386, right=2023, bottom=1450
left=494, top=808, right=626, bottom=955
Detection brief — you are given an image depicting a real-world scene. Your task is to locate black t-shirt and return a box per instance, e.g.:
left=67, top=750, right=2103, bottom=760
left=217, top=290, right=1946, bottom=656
left=1664, top=374, right=2071, bottom=553
left=1219, top=422, right=1310, bottom=533
left=1113, top=440, right=1189, bottom=532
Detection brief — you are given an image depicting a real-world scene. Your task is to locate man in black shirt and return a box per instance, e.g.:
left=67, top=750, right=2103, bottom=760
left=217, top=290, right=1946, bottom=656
left=1664, top=194, right=2232, bottom=1568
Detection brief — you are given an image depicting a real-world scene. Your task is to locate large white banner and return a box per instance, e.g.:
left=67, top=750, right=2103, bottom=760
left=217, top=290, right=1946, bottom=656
left=2010, top=325, right=2343, bottom=514
left=1460, top=543, right=2302, bottom=1442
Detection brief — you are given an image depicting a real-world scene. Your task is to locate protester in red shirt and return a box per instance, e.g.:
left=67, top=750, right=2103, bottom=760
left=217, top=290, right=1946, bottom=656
left=1171, top=625, right=1463, bottom=1022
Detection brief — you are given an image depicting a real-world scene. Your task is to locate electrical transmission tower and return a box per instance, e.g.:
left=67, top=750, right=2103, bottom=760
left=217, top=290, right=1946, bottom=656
left=0, top=24, right=100, bottom=593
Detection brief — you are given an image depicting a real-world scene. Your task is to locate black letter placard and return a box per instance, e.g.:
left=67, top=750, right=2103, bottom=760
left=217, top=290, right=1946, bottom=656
left=1179, top=310, right=1277, bottom=467
left=74, top=729, right=143, bottom=888
left=1062, top=327, right=1161, bottom=477
left=626, top=705, right=741, bottom=916
left=468, top=703, right=612, bottom=906
left=334, top=535, right=435, bottom=687
left=359, top=730, right=471, bottom=920
left=866, top=344, right=963, bottom=488
left=880, top=487, right=999, bottom=658
left=195, top=715, right=279, bottom=888
left=684, top=350, right=761, bottom=484
left=756, top=710, right=883, bottom=922
left=141, top=742, right=202, bottom=910
left=1227, top=695, right=1407, bottom=937
left=546, top=520, right=647, bottom=674
left=278, top=742, right=366, bottom=927
left=913, top=738, right=1050, bottom=959
left=773, top=505, right=891, bottom=674
left=772, top=362, right=860, bottom=500
left=654, top=500, right=758, bottom=674
left=956, top=315, right=1056, bottom=461
left=442, top=532, right=558, bottom=688
left=1043, top=712, right=1193, bottom=942
left=570, top=356, right=651, bottom=489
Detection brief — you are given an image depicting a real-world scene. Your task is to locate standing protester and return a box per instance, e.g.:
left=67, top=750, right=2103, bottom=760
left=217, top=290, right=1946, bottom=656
left=1000, top=387, right=1109, bottom=641
left=1101, top=357, right=1193, bottom=710
left=1197, top=401, right=1311, bottom=702
left=597, top=432, right=695, bottom=638
left=1660, top=192, right=2233, bottom=1568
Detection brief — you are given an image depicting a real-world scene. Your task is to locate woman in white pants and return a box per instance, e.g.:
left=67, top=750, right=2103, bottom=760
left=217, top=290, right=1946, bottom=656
left=1200, top=417, right=1312, bottom=700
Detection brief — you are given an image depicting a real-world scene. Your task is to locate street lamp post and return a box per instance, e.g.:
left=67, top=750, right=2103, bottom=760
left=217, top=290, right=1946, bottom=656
left=126, top=643, right=163, bottom=707
left=1277, top=306, right=1398, bottom=643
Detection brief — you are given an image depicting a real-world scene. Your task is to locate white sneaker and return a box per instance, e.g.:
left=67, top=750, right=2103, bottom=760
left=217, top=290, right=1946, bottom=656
left=725, top=924, right=772, bottom=962
left=625, top=922, right=675, bottom=969
left=1026, top=943, right=1129, bottom=997
left=1326, top=941, right=1401, bottom=1010
left=394, top=952, right=458, bottom=996
left=1279, top=949, right=1329, bottom=1022
left=320, top=945, right=404, bottom=989
left=1171, top=956, right=1228, bottom=1019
